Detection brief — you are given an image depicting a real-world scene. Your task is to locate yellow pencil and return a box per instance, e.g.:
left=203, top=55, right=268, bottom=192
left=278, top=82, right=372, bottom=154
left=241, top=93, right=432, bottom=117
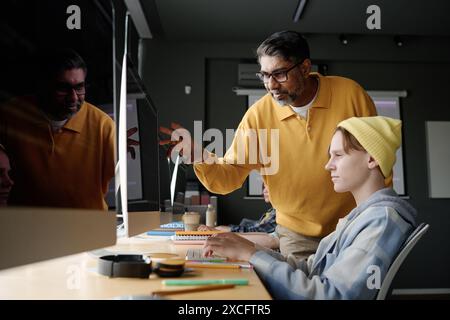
left=185, top=262, right=240, bottom=269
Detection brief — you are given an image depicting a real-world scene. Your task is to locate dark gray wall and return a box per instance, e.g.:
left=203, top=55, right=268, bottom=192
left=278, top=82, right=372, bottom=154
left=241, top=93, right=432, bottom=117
left=141, top=35, right=450, bottom=289
left=206, top=58, right=271, bottom=224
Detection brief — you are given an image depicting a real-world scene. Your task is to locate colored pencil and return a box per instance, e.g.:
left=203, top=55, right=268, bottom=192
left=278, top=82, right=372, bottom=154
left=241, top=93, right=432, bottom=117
left=185, top=262, right=240, bottom=269
left=151, top=284, right=235, bottom=296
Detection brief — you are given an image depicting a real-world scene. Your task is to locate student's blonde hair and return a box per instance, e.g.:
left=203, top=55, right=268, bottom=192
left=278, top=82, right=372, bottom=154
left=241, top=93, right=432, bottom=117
left=334, top=127, right=365, bottom=154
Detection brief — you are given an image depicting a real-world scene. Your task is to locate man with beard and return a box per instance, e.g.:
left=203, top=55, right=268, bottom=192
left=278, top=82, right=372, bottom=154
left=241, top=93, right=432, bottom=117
left=0, top=49, right=115, bottom=210
left=161, top=31, right=377, bottom=259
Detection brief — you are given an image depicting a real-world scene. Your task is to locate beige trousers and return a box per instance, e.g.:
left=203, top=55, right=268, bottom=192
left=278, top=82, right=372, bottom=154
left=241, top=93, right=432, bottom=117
left=276, top=225, right=322, bottom=260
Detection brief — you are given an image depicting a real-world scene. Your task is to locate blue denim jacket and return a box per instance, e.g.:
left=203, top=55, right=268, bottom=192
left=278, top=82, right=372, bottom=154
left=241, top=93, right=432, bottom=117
left=249, top=188, right=417, bottom=300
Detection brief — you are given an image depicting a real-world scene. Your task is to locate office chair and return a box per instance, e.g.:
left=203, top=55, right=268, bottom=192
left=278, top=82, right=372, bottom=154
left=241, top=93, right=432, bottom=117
left=376, top=223, right=430, bottom=300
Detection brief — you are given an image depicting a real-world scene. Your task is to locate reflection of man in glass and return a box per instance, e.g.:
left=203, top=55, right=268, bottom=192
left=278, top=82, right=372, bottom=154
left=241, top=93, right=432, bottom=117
left=0, top=144, right=14, bottom=207
left=44, top=63, right=87, bottom=122
left=0, top=49, right=115, bottom=210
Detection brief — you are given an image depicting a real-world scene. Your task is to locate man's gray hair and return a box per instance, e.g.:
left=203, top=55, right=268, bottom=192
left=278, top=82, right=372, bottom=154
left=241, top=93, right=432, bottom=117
left=256, top=30, right=310, bottom=64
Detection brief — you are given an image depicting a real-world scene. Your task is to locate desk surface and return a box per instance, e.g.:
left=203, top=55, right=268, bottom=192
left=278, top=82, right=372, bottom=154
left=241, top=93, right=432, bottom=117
left=0, top=234, right=271, bottom=300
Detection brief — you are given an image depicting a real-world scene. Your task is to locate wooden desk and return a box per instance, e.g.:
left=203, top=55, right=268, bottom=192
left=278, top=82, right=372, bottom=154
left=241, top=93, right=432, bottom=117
left=0, top=234, right=271, bottom=300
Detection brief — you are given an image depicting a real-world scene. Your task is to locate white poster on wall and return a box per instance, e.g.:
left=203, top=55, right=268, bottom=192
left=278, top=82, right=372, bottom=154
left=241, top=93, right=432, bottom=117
left=426, top=121, right=450, bottom=198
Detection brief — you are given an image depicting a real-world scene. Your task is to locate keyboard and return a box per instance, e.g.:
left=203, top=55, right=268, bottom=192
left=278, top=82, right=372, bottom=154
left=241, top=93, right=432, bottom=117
left=185, top=248, right=226, bottom=262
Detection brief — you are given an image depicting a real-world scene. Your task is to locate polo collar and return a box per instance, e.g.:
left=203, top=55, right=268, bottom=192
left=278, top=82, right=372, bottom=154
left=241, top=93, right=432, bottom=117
left=275, top=72, right=331, bottom=121
left=63, top=102, right=87, bottom=133
left=275, top=104, right=297, bottom=121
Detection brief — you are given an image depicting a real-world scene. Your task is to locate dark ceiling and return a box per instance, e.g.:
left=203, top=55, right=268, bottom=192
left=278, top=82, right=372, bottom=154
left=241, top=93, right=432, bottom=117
left=141, top=0, right=450, bottom=41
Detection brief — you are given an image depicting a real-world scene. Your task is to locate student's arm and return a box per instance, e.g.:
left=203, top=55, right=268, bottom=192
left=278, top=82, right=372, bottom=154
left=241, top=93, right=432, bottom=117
left=249, top=207, right=411, bottom=300
left=203, top=233, right=308, bottom=271
left=238, top=232, right=279, bottom=249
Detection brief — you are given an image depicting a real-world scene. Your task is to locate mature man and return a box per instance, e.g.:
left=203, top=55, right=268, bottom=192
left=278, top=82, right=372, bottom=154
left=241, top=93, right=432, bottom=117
left=161, top=31, right=377, bottom=259
left=0, top=49, right=116, bottom=210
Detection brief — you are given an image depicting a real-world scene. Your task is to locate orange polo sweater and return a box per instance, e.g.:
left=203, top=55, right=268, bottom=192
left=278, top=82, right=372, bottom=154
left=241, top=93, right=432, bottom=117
left=194, top=73, right=377, bottom=237
left=0, top=97, right=115, bottom=210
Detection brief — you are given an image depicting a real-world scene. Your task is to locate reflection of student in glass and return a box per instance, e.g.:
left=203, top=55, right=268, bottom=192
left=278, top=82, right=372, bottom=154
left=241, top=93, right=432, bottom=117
left=204, top=116, right=417, bottom=299
left=0, top=144, right=14, bottom=207
left=198, top=183, right=276, bottom=233
left=0, top=49, right=136, bottom=210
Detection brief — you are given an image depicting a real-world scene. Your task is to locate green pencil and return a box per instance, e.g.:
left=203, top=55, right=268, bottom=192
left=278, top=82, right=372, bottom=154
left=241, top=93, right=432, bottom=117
left=162, top=278, right=249, bottom=286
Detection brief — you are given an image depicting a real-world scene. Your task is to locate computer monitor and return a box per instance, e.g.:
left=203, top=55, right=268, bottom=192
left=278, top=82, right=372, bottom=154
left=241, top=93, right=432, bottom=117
left=98, top=7, right=169, bottom=237
left=114, top=14, right=164, bottom=237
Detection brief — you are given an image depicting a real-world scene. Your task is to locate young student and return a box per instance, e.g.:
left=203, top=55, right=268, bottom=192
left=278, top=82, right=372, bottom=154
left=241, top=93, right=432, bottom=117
left=203, top=116, right=417, bottom=299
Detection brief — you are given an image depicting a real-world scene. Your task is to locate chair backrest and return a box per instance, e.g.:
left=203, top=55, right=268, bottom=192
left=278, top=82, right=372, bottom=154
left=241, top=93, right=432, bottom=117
left=376, top=223, right=430, bottom=300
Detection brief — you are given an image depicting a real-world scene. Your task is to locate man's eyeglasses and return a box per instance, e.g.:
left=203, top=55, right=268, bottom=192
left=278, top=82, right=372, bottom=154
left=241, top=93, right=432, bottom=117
left=255, top=62, right=301, bottom=83
left=54, top=83, right=87, bottom=96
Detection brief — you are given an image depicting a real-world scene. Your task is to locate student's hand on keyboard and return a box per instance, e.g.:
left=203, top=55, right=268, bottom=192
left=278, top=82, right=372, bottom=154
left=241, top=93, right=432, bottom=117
left=203, top=232, right=257, bottom=261
left=186, top=248, right=226, bottom=261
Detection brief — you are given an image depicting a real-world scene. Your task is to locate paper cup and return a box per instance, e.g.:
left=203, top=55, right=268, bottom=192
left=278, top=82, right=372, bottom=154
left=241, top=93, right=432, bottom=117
left=183, top=212, right=201, bottom=231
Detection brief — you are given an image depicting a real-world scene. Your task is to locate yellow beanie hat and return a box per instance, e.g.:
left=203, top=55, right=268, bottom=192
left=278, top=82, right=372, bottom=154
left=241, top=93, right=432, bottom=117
left=337, top=116, right=402, bottom=177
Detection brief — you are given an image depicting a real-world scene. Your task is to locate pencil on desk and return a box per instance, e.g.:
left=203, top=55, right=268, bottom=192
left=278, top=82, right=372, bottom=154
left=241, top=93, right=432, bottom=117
left=185, top=262, right=240, bottom=269
left=163, top=278, right=249, bottom=286
left=151, top=284, right=235, bottom=296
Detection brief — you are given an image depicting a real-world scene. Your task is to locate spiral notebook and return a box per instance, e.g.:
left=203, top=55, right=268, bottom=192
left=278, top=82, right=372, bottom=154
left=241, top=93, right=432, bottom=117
left=171, top=230, right=223, bottom=244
